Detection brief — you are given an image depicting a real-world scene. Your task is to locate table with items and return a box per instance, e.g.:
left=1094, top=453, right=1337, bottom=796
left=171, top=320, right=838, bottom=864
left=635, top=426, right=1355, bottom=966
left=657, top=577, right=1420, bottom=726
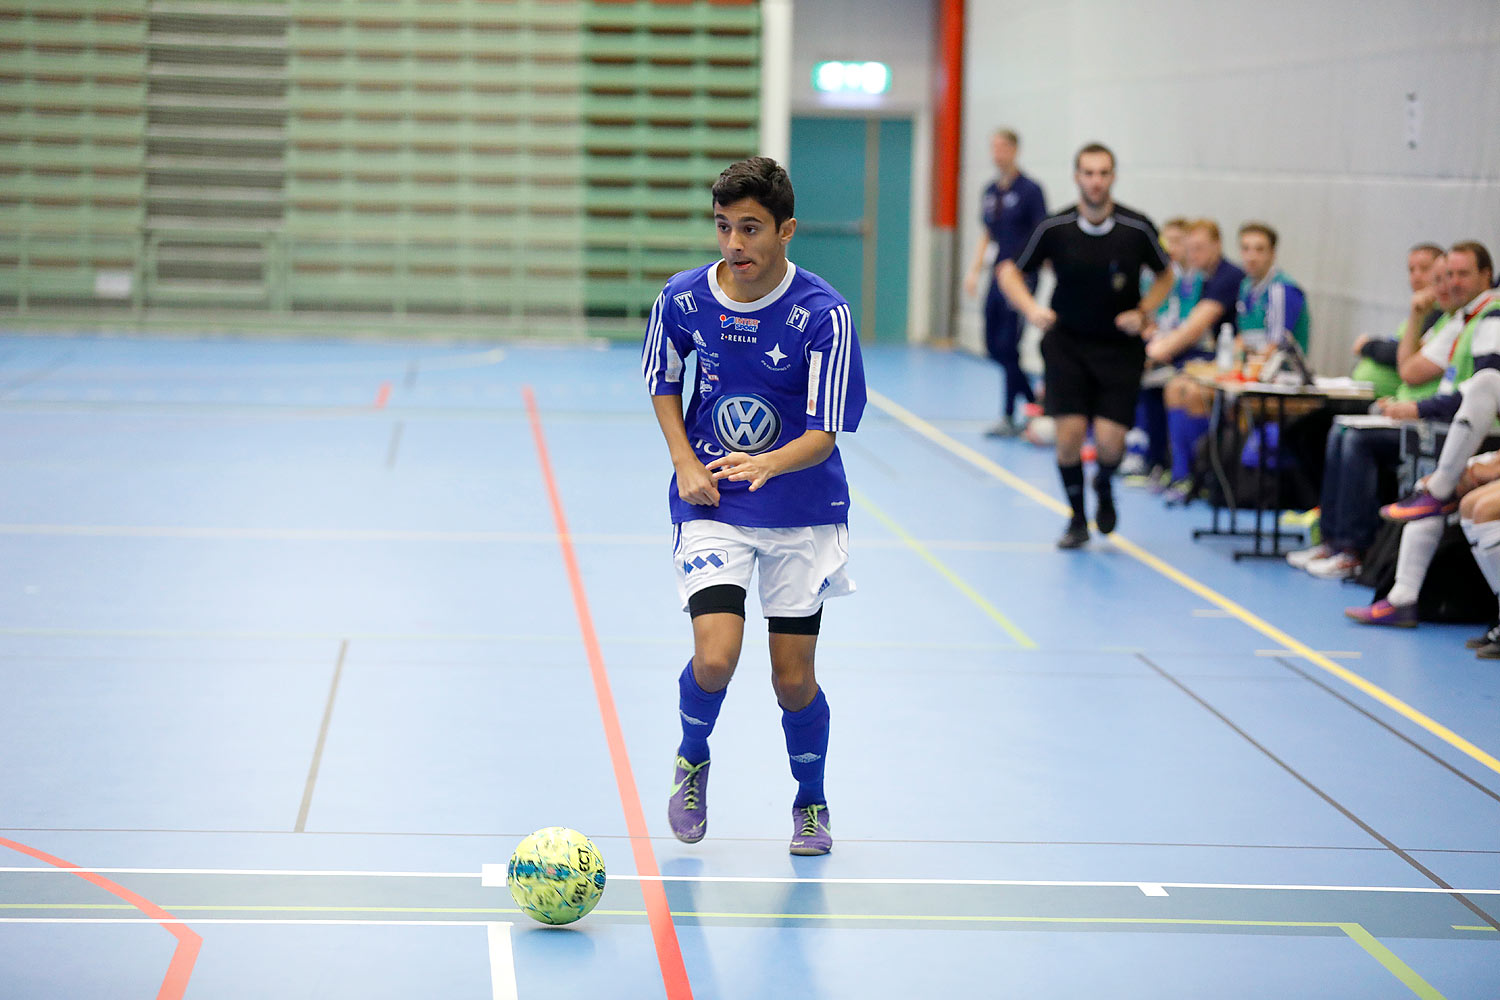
left=1188, top=369, right=1374, bottom=560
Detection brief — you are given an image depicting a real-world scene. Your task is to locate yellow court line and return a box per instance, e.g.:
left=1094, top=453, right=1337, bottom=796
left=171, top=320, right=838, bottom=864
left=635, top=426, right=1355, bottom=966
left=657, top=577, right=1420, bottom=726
left=850, top=488, right=1036, bottom=648
left=867, top=389, right=1500, bottom=779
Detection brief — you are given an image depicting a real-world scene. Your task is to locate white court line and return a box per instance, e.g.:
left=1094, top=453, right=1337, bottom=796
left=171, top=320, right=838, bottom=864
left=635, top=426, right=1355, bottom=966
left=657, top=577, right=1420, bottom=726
left=0, top=523, right=1040, bottom=553
left=488, top=922, right=519, bottom=1000
left=0, top=524, right=650, bottom=544
left=0, top=867, right=478, bottom=878
left=0, top=917, right=496, bottom=927
left=0, top=626, right=1109, bottom=653
left=608, top=875, right=1500, bottom=896
left=13, top=347, right=509, bottom=381
left=5, top=866, right=1497, bottom=897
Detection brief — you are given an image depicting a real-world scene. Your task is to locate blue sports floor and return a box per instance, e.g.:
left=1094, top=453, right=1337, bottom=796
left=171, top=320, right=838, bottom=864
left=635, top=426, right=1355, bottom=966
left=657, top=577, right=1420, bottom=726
left=0, top=333, right=1496, bottom=998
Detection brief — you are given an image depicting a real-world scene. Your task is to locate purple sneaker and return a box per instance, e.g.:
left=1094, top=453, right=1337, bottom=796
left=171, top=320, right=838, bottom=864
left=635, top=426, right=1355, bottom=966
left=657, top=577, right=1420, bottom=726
left=1380, top=491, right=1457, bottom=522
left=1344, top=599, right=1418, bottom=628
left=789, top=803, right=832, bottom=856
left=667, top=756, right=709, bottom=843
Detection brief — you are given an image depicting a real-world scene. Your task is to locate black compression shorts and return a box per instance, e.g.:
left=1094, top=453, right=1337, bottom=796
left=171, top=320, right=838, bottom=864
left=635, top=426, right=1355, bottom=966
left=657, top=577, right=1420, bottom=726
left=1040, top=329, right=1146, bottom=427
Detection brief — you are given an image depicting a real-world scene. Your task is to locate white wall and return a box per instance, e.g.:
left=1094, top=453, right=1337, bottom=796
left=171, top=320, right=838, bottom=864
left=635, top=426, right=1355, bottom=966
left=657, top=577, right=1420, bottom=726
left=788, top=0, right=934, bottom=115
left=787, top=0, right=936, bottom=341
left=961, top=0, right=1500, bottom=372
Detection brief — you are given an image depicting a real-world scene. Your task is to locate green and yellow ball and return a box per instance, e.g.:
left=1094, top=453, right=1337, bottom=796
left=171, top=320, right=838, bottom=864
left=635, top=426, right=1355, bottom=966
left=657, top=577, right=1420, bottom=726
left=506, top=827, right=607, bottom=925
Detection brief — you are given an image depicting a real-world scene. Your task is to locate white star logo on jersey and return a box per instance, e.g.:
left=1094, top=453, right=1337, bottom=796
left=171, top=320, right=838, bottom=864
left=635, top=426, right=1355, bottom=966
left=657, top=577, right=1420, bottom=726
left=765, top=343, right=787, bottom=365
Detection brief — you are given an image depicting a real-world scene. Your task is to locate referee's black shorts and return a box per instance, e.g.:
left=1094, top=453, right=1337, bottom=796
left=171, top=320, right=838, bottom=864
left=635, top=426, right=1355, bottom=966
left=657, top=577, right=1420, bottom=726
left=1040, top=328, right=1146, bottom=427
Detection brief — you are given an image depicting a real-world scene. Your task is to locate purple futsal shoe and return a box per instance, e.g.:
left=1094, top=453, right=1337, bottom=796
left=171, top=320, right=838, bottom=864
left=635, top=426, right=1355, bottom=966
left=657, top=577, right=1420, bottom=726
left=1344, top=599, right=1418, bottom=628
left=1380, top=491, right=1457, bottom=522
left=789, top=803, right=832, bottom=856
left=667, top=756, right=710, bottom=844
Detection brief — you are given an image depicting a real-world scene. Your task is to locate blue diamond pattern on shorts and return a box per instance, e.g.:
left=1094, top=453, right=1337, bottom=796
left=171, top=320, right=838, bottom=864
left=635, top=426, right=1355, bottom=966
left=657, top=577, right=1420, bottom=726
left=684, top=553, right=726, bottom=575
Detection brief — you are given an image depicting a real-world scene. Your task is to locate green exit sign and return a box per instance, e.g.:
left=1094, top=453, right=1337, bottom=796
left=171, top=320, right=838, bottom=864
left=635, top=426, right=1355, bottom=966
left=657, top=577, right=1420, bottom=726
left=812, top=61, right=891, bottom=95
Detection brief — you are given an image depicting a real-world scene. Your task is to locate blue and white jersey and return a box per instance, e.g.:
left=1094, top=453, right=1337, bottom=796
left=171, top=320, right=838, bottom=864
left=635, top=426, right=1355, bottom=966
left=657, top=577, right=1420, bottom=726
left=642, top=260, right=866, bottom=528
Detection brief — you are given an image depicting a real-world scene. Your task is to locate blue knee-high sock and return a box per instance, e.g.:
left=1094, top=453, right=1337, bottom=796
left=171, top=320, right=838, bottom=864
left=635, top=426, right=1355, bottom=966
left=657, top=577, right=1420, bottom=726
left=677, top=660, right=726, bottom=766
left=1142, top=388, right=1169, bottom=470
left=1167, top=410, right=1210, bottom=482
left=781, top=688, right=830, bottom=808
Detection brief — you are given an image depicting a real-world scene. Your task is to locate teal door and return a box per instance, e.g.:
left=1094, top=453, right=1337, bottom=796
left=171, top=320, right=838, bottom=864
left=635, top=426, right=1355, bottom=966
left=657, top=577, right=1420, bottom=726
left=788, top=115, right=912, bottom=343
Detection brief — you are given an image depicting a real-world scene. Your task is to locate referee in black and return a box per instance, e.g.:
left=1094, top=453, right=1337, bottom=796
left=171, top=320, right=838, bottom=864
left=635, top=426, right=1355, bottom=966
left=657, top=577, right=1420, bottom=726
left=999, top=142, right=1172, bottom=549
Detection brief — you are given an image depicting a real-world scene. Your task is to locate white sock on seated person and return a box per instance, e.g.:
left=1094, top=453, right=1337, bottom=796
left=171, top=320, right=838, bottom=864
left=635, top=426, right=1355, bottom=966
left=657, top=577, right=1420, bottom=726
left=1386, top=517, right=1445, bottom=607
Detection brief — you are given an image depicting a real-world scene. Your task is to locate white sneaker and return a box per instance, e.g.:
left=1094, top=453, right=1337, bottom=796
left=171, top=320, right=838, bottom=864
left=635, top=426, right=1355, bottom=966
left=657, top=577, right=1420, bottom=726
left=1286, top=543, right=1331, bottom=570
left=1307, top=551, right=1362, bottom=580
left=984, top=419, right=1019, bottom=438
left=1119, top=453, right=1148, bottom=478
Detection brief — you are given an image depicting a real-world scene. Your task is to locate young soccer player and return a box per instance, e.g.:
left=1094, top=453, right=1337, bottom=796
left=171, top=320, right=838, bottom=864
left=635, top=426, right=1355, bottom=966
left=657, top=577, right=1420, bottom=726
left=641, top=156, right=867, bottom=856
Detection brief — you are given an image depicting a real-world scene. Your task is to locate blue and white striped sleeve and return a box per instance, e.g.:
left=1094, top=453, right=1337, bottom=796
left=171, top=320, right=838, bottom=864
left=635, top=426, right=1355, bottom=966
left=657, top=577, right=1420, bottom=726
left=804, top=302, right=866, bottom=433
left=641, top=290, right=691, bottom=395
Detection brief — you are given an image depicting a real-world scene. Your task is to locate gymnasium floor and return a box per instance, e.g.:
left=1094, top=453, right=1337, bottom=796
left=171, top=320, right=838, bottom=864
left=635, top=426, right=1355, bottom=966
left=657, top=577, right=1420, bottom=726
left=0, top=333, right=1496, bottom=998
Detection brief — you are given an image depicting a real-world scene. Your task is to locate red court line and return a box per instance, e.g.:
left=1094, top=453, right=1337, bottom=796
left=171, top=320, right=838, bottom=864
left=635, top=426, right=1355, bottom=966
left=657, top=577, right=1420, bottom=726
left=523, top=385, right=694, bottom=1000
left=0, top=836, right=201, bottom=999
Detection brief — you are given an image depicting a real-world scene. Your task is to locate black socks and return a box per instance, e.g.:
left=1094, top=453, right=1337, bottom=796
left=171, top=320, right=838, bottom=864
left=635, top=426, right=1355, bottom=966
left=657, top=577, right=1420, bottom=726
left=1059, top=463, right=1086, bottom=525
left=1094, top=460, right=1119, bottom=534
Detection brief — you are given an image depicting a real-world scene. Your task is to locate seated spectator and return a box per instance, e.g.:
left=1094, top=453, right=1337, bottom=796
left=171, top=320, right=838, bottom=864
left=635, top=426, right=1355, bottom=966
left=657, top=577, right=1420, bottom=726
left=1349, top=243, right=1446, bottom=398
left=1460, top=469, right=1500, bottom=656
left=1147, top=218, right=1197, bottom=331
left=1123, top=217, right=1198, bottom=482
left=1346, top=241, right=1500, bottom=626
left=1160, top=222, right=1304, bottom=502
left=1349, top=451, right=1500, bottom=629
left=1288, top=248, right=1454, bottom=578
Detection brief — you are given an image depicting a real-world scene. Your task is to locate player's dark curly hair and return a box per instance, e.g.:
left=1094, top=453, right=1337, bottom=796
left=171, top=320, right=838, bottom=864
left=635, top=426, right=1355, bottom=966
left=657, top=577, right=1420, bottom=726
left=711, top=156, right=795, bottom=227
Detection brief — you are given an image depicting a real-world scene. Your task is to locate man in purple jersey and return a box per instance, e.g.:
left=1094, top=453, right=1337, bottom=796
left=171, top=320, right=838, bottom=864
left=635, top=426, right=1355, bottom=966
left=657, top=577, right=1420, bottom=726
left=963, top=128, right=1048, bottom=436
left=641, top=156, right=867, bottom=856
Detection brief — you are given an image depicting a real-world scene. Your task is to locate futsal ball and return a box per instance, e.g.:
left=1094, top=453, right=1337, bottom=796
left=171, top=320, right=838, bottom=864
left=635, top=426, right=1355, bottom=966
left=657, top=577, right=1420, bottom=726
left=506, top=827, right=606, bottom=926
left=1023, top=414, right=1056, bottom=445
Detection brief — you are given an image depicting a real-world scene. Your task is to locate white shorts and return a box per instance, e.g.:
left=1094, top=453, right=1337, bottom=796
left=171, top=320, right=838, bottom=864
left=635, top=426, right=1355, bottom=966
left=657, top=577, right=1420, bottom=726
left=672, top=520, right=855, bottom=618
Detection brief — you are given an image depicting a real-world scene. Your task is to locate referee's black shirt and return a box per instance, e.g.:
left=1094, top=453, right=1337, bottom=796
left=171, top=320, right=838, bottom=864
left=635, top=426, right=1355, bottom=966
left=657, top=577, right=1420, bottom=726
left=1013, top=204, right=1170, bottom=339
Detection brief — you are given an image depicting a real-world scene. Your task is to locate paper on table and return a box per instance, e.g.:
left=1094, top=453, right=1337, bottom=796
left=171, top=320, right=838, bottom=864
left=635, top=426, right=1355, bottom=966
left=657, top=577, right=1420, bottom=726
left=1333, top=414, right=1399, bottom=429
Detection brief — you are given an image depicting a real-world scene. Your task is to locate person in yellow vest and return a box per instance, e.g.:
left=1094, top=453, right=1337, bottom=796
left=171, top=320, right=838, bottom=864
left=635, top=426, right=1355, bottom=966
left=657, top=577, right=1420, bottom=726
left=1288, top=248, right=1456, bottom=579
left=1348, top=243, right=1446, bottom=398
left=1346, top=241, right=1499, bottom=626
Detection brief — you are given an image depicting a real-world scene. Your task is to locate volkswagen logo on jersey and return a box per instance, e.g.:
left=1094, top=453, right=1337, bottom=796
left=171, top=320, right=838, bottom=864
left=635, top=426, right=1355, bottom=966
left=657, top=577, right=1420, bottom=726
left=712, top=394, right=781, bottom=455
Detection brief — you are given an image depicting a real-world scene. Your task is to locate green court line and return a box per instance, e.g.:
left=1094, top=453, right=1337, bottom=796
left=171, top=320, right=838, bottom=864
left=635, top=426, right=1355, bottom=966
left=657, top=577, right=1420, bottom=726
left=850, top=488, right=1036, bottom=648
left=1451, top=924, right=1497, bottom=932
left=1341, top=923, right=1446, bottom=1000
left=0, top=903, right=1448, bottom=997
